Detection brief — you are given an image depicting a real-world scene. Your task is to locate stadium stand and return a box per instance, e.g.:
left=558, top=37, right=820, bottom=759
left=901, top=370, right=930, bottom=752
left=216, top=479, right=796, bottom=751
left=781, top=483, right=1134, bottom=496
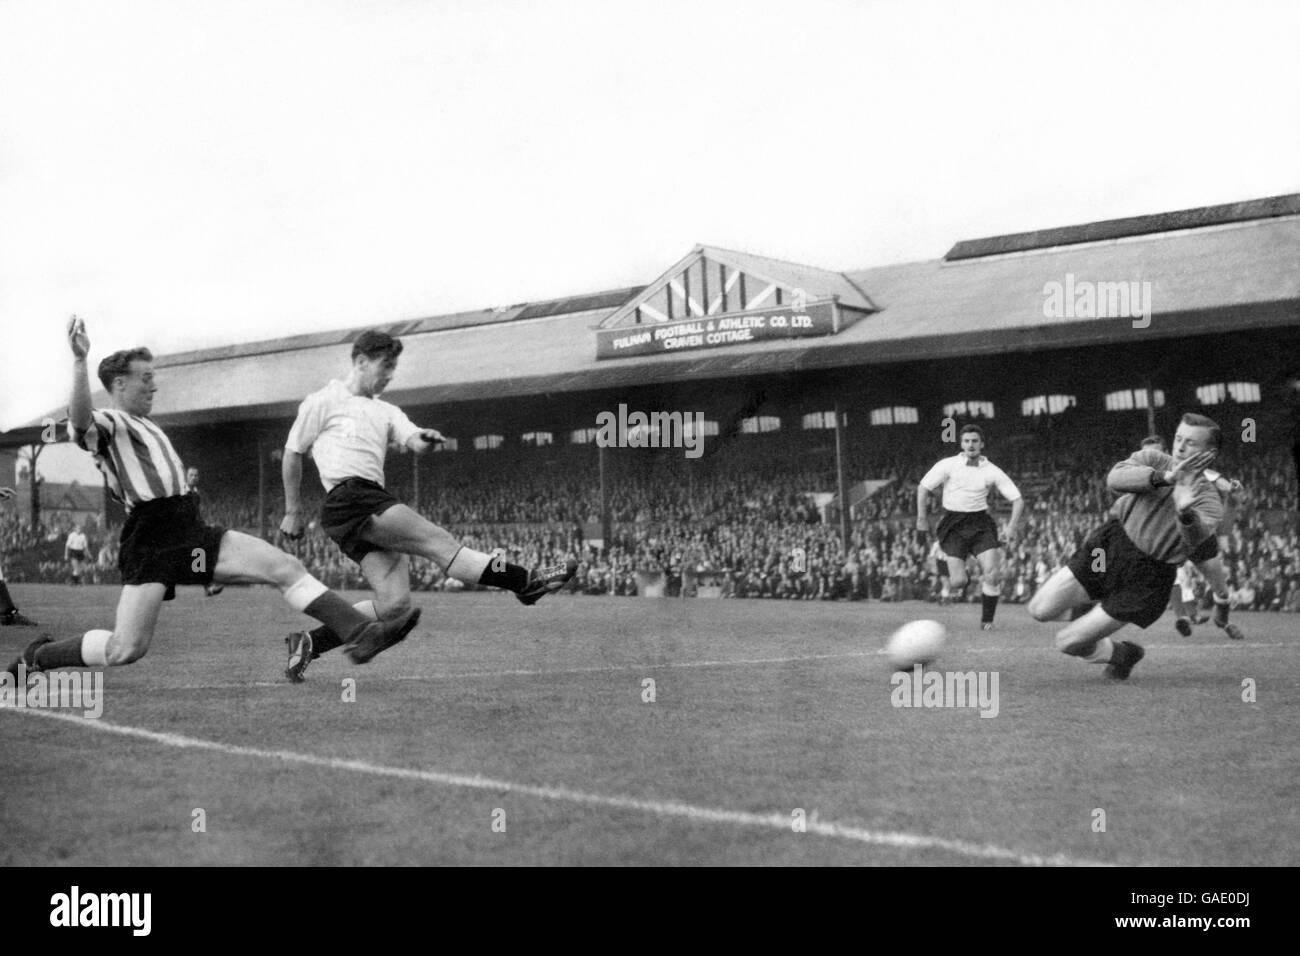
left=3, top=194, right=1297, bottom=614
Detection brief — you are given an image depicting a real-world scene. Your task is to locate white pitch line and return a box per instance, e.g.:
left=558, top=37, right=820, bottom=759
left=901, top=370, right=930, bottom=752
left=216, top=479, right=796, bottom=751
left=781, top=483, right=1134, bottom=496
left=3, top=706, right=1112, bottom=867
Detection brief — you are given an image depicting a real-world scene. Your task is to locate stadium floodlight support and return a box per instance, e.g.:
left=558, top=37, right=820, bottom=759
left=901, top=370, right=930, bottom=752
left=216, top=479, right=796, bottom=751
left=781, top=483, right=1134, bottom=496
left=598, top=442, right=611, bottom=554
left=257, top=437, right=266, bottom=540
left=834, top=400, right=849, bottom=553
left=1147, top=382, right=1157, bottom=436
left=412, top=452, right=420, bottom=513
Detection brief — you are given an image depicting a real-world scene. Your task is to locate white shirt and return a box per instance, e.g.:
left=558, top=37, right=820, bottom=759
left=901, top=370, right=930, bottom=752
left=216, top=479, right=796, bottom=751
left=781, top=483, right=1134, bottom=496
left=66, top=531, right=88, bottom=552
left=920, top=454, right=1021, bottom=513
left=286, top=380, right=422, bottom=492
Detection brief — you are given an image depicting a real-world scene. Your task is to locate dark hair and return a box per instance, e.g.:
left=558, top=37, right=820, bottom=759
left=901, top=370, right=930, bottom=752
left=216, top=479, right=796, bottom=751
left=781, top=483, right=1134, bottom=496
left=960, top=424, right=984, bottom=442
left=97, top=348, right=153, bottom=391
left=352, top=330, right=403, bottom=362
left=1140, top=434, right=1166, bottom=449
left=1180, top=412, right=1221, bottom=449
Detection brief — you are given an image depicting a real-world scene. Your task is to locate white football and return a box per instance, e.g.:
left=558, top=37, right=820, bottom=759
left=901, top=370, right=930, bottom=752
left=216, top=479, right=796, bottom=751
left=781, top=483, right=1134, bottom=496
left=885, top=619, right=947, bottom=670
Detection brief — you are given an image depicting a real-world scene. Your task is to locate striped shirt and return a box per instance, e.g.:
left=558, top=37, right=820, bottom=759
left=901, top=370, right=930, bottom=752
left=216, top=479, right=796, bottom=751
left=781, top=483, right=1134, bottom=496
left=70, top=409, right=189, bottom=510
left=286, top=380, right=421, bottom=492
left=1107, top=448, right=1222, bottom=564
left=920, top=454, right=1021, bottom=513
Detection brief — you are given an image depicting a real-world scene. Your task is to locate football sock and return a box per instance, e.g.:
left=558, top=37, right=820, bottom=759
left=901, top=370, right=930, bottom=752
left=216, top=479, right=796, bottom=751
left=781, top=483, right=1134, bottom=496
left=980, top=586, right=1000, bottom=623
left=479, top=561, right=530, bottom=593
left=81, top=629, right=112, bottom=666
left=1081, top=637, right=1115, bottom=663
left=287, top=576, right=372, bottom=642
left=448, top=546, right=530, bottom=593
left=307, top=601, right=380, bottom=658
left=0, top=581, right=15, bottom=614
left=34, top=637, right=86, bottom=669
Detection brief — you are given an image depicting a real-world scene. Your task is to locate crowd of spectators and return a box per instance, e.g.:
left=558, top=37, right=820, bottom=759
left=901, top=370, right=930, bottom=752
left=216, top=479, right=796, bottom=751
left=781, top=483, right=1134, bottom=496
left=5, top=422, right=1297, bottom=614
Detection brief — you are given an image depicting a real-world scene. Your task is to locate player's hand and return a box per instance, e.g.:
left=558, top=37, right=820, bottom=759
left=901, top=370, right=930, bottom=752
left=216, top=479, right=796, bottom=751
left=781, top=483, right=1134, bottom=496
left=0, top=486, right=15, bottom=500
left=279, top=512, right=307, bottom=540
left=1228, top=479, right=1244, bottom=495
left=915, top=515, right=929, bottom=533
left=1171, top=481, right=1199, bottom=513
left=1000, top=526, right=1017, bottom=547
left=1169, top=450, right=1215, bottom=484
left=419, top=428, right=446, bottom=445
left=67, top=315, right=90, bottom=359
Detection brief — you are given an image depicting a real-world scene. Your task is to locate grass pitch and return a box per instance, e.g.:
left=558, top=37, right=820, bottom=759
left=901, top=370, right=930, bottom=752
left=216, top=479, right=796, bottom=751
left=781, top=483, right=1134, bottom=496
left=2, top=584, right=1296, bottom=866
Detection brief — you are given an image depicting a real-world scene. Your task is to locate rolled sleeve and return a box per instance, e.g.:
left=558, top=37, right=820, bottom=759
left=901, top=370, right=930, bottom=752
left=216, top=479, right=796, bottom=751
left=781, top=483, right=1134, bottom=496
left=286, top=396, right=325, bottom=455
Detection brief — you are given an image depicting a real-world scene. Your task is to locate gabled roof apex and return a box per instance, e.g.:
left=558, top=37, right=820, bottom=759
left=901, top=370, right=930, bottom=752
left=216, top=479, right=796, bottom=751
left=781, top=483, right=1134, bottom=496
left=600, top=244, right=875, bottom=328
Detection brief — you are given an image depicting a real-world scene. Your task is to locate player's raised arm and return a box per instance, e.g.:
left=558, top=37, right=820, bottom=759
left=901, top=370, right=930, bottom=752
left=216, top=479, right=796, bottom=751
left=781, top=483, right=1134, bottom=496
left=67, top=315, right=93, bottom=434
left=1107, top=447, right=1214, bottom=493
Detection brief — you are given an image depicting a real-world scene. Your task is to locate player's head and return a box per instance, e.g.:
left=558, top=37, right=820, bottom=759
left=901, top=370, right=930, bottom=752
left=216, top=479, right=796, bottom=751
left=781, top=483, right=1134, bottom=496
left=351, top=330, right=404, bottom=397
left=185, top=466, right=200, bottom=486
left=959, top=425, right=984, bottom=458
left=1140, top=434, right=1167, bottom=452
left=1172, top=412, right=1220, bottom=461
left=98, top=348, right=156, bottom=416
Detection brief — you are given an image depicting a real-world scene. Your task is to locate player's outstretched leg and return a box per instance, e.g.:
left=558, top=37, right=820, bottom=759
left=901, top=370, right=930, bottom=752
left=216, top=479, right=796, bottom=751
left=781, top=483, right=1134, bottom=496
left=6, top=583, right=167, bottom=678
left=363, top=505, right=576, bottom=604
left=286, top=550, right=419, bottom=682
left=1029, top=567, right=1144, bottom=679
left=212, top=531, right=419, bottom=668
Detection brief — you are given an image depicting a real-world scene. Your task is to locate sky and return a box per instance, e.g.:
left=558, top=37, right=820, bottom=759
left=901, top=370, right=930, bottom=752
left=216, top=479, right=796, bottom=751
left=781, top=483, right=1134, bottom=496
left=2, top=0, right=1297, bottom=483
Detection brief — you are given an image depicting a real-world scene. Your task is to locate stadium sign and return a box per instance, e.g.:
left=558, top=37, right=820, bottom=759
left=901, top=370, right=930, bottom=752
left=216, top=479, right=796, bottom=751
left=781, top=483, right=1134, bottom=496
left=596, top=301, right=841, bottom=359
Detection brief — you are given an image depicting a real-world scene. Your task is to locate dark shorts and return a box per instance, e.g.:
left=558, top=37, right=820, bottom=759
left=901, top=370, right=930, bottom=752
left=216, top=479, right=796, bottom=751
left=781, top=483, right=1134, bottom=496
left=936, top=510, right=1000, bottom=560
left=1066, top=518, right=1176, bottom=628
left=934, top=558, right=949, bottom=578
left=67, top=549, right=86, bottom=562
left=120, top=494, right=225, bottom=600
left=321, top=478, right=402, bottom=565
left=1190, top=533, right=1219, bottom=564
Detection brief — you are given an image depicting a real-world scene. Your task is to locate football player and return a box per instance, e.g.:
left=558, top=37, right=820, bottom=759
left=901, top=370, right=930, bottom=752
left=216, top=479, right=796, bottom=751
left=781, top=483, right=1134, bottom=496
left=1028, top=414, right=1222, bottom=679
left=278, top=330, right=576, bottom=682
left=916, top=425, right=1024, bottom=629
left=6, top=317, right=419, bottom=683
